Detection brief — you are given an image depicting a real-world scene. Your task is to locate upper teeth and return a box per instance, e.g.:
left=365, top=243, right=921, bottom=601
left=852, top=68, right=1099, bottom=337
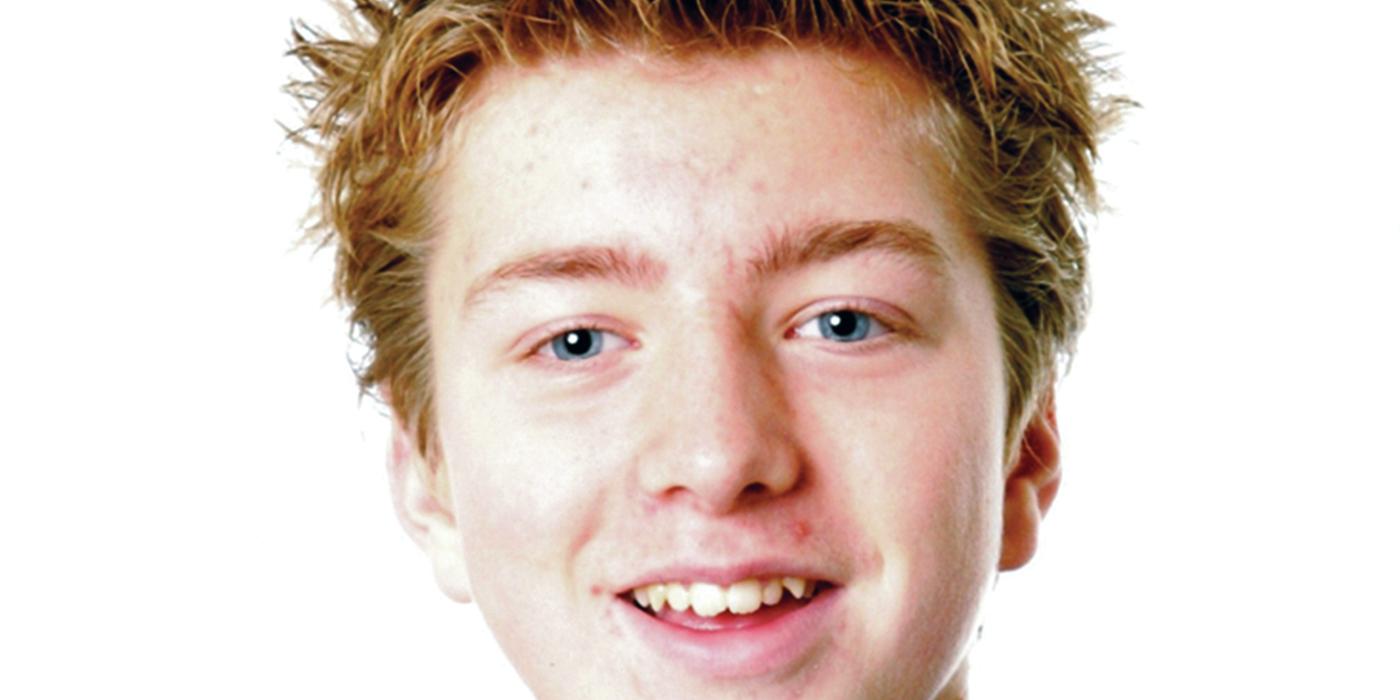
left=629, top=577, right=813, bottom=617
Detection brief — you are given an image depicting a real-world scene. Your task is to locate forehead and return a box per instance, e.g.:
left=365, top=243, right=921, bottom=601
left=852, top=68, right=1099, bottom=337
left=429, top=47, right=967, bottom=284
left=457, top=46, right=923, bottom=147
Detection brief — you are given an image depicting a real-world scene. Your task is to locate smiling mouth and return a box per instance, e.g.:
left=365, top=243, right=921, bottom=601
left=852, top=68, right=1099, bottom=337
left=623, top=577, right=833, bottom=629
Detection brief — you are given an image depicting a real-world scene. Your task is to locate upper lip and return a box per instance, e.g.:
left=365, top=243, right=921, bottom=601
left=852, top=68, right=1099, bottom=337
left=614, top=558, right=841, bottom=594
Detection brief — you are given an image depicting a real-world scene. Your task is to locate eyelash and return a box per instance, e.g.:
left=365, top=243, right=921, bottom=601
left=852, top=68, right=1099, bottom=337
left=786, top=299, right=906, bottom=345
left=525, top=319, right=630, bottom=368
left=525, top=300, right=909, bottom=366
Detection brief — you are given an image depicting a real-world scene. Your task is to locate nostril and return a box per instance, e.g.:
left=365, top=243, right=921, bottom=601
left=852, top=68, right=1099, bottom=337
left=741, top=482, right=769, bottom=497
left=738, top=470, right=803, bottom=501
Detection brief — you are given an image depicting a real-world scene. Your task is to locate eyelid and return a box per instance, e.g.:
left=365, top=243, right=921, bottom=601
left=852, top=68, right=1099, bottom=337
left=786, top=298, right=915, bottom=343
left=516, top=298, right=912, bottom=367
left=521, top=317, right=637, bottom=366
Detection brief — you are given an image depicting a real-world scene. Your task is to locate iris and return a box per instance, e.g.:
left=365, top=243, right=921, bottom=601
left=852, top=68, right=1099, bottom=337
left=819, top=310, right=872, bottom=342
left=550, top=329, right=603, bottom=360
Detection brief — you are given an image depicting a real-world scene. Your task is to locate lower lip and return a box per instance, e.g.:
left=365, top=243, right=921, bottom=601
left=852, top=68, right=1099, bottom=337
left=614, top=587, right=842, bottom=679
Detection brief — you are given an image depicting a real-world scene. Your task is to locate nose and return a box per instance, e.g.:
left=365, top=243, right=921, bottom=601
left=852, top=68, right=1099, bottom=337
left=636, top=316, right=802, bottom=514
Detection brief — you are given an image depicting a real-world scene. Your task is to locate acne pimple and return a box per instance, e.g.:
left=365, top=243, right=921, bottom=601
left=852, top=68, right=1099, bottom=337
left=751, top=180, right=768, bottom=194
left=791, top=520, right=812, bottom=542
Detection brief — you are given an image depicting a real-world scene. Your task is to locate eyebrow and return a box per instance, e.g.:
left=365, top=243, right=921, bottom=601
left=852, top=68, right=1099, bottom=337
left=461, top=244, right=666, bottom=315
left=748, top=219, right=950, bottom=281
left=461, top=219, right=950, bottom=314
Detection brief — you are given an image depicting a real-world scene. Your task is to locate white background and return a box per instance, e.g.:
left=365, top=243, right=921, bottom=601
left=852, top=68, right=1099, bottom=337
left=3, top=1, right=1396, bottom=697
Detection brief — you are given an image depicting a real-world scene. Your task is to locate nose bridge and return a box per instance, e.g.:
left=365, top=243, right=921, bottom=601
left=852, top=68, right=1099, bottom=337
left=639, top=305, right=799, bottom=511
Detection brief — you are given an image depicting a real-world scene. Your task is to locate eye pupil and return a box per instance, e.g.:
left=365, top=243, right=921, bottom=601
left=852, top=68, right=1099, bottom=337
left=564, top=331, right=588, bottom=352
left=552, top=329, right=600, bottom=359
left=820, top=310, right=870, bottom=342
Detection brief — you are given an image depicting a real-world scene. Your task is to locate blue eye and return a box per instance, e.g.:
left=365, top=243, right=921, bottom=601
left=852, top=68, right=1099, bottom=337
left=543, top=328, right=629, bottom=361
left=550, top=329, right=603, bottom=360
left=793, top=309, right=889, bottom=343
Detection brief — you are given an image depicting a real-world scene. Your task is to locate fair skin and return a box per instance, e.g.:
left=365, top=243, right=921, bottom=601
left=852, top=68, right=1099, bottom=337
left=391, top=47, right=1060, bottom=699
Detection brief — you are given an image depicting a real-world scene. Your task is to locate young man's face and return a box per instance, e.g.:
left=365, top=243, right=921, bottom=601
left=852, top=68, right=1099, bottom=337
left=415, top=48, right=1024, bottom=698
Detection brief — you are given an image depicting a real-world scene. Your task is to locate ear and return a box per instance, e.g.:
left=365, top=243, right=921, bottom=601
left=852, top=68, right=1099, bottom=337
left=387, top=419, right=473, bottom=603
left=998, top=389, right=1063, bottom=572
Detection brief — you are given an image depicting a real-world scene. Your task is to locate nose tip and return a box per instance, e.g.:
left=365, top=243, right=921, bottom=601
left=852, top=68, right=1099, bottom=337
left=668, top=415, right=801, bottom=507
left=637, top=336, right=802, bottom=514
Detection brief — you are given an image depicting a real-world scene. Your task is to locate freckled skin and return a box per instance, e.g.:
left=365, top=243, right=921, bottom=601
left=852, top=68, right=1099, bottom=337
left=426, top=49, right=1007, bottom=699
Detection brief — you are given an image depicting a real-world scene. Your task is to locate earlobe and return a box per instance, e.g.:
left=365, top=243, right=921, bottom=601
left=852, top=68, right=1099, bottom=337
left=388, top=419, right=473, bottom=603
left=998, top=390, right=1063, bottom=572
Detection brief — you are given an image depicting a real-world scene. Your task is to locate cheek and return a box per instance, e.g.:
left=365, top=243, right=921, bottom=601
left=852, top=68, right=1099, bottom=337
left=440, top=389, right=606, bottom=557
left=816, top=380, right=1003, bottom=570
left=795, top=346, right=1004, bottom=655
left=434, top=383, right=626, bottom=682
